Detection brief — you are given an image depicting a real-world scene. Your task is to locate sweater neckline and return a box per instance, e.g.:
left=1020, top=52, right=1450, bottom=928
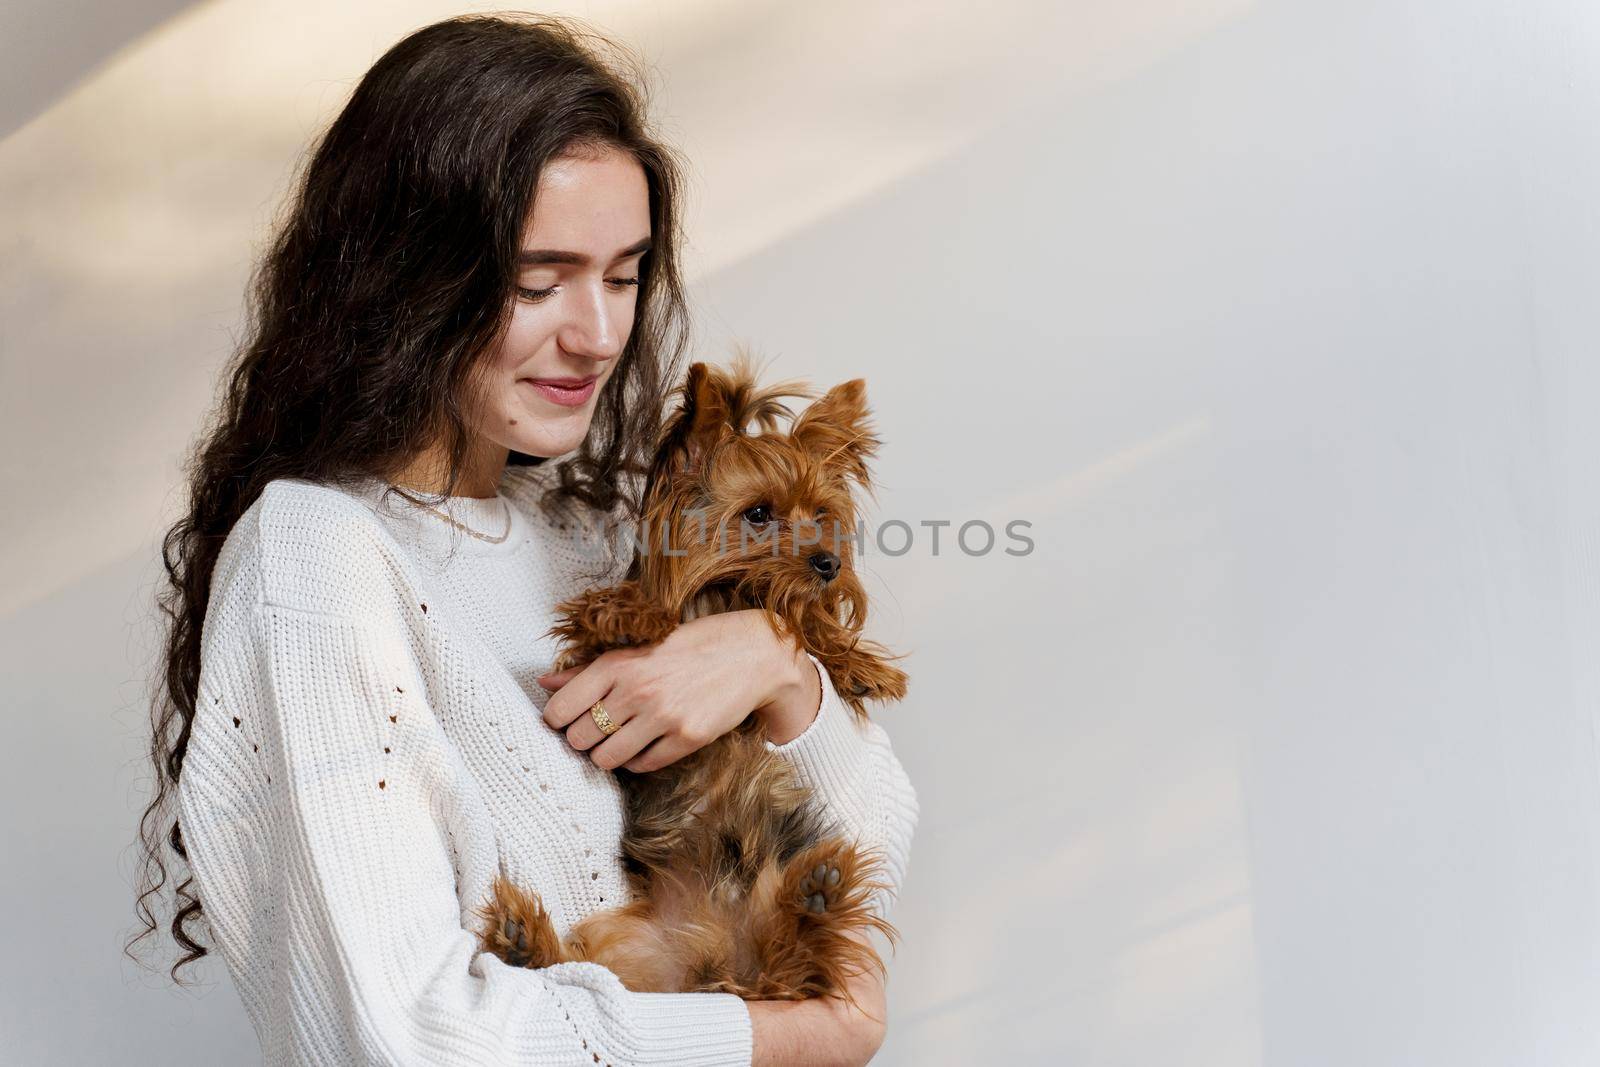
left=346, top=472, right=536, bottom=561
left=389, top=484, right=511, bottom=538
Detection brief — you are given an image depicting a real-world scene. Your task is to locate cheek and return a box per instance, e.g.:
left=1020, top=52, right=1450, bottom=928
left=497, top=302, right=555, bottom=368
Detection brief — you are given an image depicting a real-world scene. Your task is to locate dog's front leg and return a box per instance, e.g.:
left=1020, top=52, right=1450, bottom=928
left=548, top=580, right=680, bottom=669
left=821, top=639, right=908, bottom=717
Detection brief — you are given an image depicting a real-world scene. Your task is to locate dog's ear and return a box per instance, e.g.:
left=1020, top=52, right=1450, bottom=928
left=655, top=360, right=811, bottom=480
left=790, top=378, right=880, bottom=487
left=655, top=363, right=732, bottom=479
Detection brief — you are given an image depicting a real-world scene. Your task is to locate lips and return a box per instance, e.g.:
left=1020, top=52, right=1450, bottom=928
left=521, top=375, right=598, bottom=408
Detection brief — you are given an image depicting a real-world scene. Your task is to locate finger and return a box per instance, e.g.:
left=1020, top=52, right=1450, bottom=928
left=564, top=693, right=634, bottom=752
left=542, top=661, right=615, bottom=730
left=623, top=731, right=697, bottom=774
left=587, top=714, right=661, bottom=771
left=537, top=664, right=581, bottom=691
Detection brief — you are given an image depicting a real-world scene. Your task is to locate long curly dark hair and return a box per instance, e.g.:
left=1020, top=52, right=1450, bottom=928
left=128, top=12, right=692, bottom=979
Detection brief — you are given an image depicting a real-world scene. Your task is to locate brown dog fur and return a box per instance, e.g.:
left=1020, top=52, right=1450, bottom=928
left=477, top=357, right=909, bottom=1006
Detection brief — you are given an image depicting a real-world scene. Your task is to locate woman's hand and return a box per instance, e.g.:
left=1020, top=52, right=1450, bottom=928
left=748, top=936, right=888, bottom=1066
left=538, top=609, right=823, bottom=771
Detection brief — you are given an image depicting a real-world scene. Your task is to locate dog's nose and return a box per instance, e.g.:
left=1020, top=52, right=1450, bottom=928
left=809, top=551, right=840, bottom=581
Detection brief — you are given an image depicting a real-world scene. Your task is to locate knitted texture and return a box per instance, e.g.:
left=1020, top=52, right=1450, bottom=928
left=175, top=459, right=919, bottom=1066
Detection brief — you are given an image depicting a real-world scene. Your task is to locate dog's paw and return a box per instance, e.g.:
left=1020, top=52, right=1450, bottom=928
left=840, top=664, right=908, bottom=704
left=479, top=876, right=563, bottom=970
left=554, top=583, right=678, bottom=651
left=613, top=610, right=678, bottom=648
left=784, top=838, right=864, bottom=921
left=799, top=861, right=844, bottom=914
left=498, top=916, right=536, bottom=967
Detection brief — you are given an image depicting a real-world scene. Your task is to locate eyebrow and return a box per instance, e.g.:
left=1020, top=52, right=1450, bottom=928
left=518, top=236, right=652, bottom=267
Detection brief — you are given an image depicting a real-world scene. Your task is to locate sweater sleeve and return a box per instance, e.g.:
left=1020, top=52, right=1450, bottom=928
left=177, top=596, right=753, bottom=1066
left=763, top=654, right=919, bottom=922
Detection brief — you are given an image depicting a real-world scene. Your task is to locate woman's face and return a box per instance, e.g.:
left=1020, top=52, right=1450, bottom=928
left=475, top=143, right=651, bottom=461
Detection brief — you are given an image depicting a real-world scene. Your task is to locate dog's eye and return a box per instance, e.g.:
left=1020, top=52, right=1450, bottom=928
left=742, top=504, right=773, bottom=525
left=813, top=507, right=829, bottom=521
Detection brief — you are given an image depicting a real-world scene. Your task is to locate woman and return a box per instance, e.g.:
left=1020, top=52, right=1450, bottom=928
left=129, top=13, right=917, bottom=1066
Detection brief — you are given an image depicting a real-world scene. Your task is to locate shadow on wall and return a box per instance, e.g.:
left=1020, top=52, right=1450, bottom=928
left=0, top=0, right=199, bottom=140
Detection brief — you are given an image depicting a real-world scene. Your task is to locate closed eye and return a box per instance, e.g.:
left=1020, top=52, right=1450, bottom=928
left=517, top=278, right=640, bottom=303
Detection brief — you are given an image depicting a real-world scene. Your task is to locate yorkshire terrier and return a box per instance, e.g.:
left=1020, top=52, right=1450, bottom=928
left=477, top=358, right=909, bottom=1004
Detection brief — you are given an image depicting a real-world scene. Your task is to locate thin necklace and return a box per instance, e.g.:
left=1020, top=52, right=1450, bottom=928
left=387, top=484, right=512, bottom=544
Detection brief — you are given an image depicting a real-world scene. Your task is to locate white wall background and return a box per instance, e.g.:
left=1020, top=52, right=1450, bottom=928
left=3, top=1, right=1597, bottom=1063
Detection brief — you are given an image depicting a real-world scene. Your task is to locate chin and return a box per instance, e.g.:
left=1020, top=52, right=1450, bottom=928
left=507, top=422, right=592, bottom=460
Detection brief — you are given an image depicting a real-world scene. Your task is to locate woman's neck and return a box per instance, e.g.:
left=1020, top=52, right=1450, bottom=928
left=390, top=439, right=511, bottom=498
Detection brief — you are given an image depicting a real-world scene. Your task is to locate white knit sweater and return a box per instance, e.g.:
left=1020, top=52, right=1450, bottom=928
left=174, top=459, right=919, bottom=1066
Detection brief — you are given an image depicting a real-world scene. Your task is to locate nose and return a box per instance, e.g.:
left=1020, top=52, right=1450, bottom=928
left=809, top=551, right=840, bottom=582
left=558, top=281, right=626, bottom=363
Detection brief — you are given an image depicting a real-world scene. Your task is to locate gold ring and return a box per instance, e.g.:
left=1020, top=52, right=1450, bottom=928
left=589, top=700, right=619, bottom=736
